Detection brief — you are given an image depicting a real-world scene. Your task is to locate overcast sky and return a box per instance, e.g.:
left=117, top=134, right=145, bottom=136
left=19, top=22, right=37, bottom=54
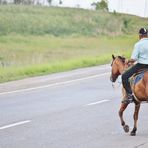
left=51, top=0, right=148, bottom=17
left=109, top=0, right=148, bottom=17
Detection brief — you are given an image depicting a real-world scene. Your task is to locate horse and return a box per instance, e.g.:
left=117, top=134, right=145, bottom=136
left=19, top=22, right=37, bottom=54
left=110, top=54, right=148, bottom=136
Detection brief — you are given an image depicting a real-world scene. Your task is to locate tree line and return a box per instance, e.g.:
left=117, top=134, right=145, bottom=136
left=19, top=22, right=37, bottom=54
left=0, top=0, right=62, bottom=5
left=0, top=0, right=108, bottom=11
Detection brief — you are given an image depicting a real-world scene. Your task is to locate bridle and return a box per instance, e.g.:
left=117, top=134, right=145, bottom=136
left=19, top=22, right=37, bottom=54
left=110, top=56, right=126, bottom=82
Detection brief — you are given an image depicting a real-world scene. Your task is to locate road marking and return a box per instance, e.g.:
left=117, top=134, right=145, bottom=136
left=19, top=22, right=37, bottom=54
left=85, top=99, right=110, bottom=106
left=0, top=72, right=110, bottom=96
left=0, top=120, right=31, bottom=130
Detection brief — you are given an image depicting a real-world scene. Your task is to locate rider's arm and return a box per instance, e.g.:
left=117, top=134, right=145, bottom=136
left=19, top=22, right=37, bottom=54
left=125, top=43, right=139, bottom=65
left=131, top=43, right=139, bottom=62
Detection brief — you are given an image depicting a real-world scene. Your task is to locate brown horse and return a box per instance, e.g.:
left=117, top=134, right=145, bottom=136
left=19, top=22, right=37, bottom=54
left=110, top=54, right=148, bottom=136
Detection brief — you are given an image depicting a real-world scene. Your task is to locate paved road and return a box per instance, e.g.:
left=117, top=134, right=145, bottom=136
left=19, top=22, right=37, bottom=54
left=0, top=65, right=148, bottom=148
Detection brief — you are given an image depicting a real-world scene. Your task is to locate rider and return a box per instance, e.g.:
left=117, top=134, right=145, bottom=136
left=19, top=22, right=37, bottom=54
left=122, top=27, right=148, bottom=104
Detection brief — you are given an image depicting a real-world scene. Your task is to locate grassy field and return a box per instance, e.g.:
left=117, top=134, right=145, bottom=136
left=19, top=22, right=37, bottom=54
left=0, top=35, right=137, bottom=82
left=0, top=5, right=147, bottom=36
left=0, top=5, right=147, bottom=82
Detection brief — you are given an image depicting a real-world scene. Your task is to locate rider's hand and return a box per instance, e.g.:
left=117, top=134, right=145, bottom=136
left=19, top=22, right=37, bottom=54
left=125, top=59, right=129, bottom=64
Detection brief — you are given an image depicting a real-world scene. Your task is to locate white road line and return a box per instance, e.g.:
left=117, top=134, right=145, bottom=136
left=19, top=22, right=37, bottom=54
left=0, top=72, right=110, bottom=96
left=0, top=120, right=31, bottom=130
left=85, top=99, right=110, bottom=106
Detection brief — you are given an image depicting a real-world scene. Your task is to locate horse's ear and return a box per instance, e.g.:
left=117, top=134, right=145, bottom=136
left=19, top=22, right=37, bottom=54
left=112, top=54, right=115, bottom=60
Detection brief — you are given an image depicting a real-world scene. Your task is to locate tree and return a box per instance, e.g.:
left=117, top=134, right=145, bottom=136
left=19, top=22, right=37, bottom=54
left=92, top=0, right=108, bottom=11
left=14, top=0, right=22, bottom=4
left=47, top=0, right=52, bottom=5
left=59, top=0, right=62, bottom=5
left=13, top=0, right=34, bottom=5
left=0, top=0, right=7, bottom=4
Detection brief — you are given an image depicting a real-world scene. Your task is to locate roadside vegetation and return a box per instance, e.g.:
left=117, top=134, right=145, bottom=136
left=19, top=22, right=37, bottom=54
left=0, top=5, right=147, bottom=82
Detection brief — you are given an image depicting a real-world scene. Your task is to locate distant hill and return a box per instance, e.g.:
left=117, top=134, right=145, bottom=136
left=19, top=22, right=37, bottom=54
left=0, top=5, right=147, bottom=36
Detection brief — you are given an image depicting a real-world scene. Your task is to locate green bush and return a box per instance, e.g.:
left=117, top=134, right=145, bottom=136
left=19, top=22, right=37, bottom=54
left=93, top=0, right=108, bottom=11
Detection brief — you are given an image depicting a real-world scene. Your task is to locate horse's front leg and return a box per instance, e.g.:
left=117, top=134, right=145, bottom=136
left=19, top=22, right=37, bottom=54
left=119, top=103, right=129, bottom=133
left=130, top=103, right=140, bottom=136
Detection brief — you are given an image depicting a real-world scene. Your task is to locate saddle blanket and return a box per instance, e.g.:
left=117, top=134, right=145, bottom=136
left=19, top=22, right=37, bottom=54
left=132, top=72, right=145, bottom=84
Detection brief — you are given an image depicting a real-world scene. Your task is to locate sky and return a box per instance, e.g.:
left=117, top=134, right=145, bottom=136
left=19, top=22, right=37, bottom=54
left=51, top=0, right=148, bottom=17
left=108, top=0, right=148, bottom=17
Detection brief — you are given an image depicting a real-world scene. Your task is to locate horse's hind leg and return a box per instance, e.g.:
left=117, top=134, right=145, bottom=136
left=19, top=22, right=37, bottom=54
left=119, top=103, right=129, bottom=133
left=130, top=103, right=140, bottom=136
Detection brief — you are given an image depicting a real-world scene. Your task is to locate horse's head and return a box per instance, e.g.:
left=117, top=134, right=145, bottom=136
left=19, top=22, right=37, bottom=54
left=110, top=54, right=126, bottom=82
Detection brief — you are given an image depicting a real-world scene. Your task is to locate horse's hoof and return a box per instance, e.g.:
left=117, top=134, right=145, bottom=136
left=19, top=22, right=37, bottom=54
left=130, top=132, right=136, bottom=136
left=123, top=125, right=129, bottom=133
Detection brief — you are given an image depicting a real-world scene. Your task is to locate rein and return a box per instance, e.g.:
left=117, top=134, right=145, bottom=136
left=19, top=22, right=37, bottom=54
left=111, top=56, right=129, bottom=89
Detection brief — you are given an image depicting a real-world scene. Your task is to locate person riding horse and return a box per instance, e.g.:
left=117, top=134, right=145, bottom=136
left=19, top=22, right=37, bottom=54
left=122, top=28, right=148, bottom=104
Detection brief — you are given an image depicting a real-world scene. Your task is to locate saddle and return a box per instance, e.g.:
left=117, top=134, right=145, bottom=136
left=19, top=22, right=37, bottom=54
left=132, top=72, right=144, bottom=85
left=131, top=69, right=148, bottom=85
left=131, top=70, right=146, bottom=85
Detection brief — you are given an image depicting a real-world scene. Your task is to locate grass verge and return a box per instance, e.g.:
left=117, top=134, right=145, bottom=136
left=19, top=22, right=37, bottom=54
left=0, top=35, right=136, bottom=83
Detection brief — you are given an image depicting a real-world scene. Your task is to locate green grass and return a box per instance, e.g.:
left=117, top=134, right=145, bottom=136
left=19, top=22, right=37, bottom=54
left=0, top=5, right=147, bottom=36
left=0, top=35, right=136, bottom=67
left=0, top=5, right=147, bottom=82
left=0, top=35, right=137, bottom=82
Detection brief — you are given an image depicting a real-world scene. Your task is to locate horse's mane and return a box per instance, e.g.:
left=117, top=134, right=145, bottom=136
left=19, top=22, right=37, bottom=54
left=111, top=55, right=126, bottom=66
left=117, top=56, right=126, bottom=63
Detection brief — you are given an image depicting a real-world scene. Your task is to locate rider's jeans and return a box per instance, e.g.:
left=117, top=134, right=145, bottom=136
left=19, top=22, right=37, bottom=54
left=122, top=63, right=148, bottom=95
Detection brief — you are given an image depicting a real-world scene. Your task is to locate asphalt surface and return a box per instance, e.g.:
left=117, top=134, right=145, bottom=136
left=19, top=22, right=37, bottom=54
left=0, top=65, right=148, bottom=148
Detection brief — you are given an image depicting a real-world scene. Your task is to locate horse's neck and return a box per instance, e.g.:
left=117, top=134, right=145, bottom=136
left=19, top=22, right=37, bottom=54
left=118, top=63, right=126, bottom=74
